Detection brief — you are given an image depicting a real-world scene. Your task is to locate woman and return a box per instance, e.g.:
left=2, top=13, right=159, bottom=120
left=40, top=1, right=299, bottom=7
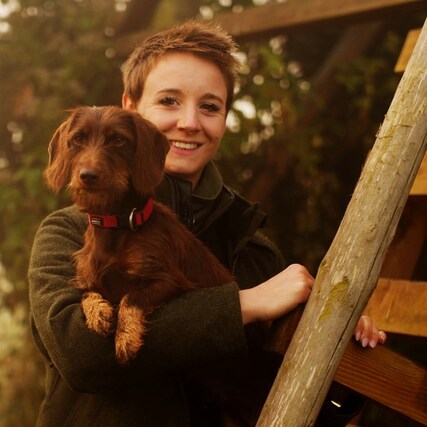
left=29, top=20, right=385, bottom=427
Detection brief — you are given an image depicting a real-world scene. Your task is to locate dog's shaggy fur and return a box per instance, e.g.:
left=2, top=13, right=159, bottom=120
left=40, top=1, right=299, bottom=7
left=45, top=106, right=234, bottom=364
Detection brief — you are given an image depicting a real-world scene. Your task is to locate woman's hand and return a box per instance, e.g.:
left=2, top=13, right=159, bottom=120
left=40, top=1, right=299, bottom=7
left=240, top=265, right=387, bottom=350
left=239, top=264, right=314, bottom=325
left=354, top=315, right=387, bottom=348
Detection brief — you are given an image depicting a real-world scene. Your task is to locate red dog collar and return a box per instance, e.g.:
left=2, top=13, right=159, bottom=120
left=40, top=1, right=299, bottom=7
left=88, top=198, right=154, bottom=231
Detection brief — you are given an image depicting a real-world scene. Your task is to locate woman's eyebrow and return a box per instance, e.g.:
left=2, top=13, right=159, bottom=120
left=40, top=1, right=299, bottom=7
left=156, top=88, right=225, bottom=104
left=156, top=88, right=180, bottom=94
left=201, top=93, right=225, bottom=105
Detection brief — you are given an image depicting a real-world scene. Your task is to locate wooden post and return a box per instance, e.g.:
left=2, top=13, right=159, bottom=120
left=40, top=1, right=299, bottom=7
left=257, top=18, right=427, bottom=427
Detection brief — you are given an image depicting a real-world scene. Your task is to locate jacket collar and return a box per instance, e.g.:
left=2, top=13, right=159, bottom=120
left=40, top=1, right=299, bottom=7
left=154, top=162, right=266, bottom=252
left=155, top=162, right=231, bottom=233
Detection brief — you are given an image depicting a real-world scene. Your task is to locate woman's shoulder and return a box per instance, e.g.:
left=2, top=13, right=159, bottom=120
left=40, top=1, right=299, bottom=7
left=38, top=204, right=87, bottom=237
left=30, top=206, right=86, bottom=272
left=44, top=204, right=85, bottom=220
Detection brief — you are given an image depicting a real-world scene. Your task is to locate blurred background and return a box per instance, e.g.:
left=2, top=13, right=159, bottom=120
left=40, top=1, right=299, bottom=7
left=0, top=0, right=426, bottom=426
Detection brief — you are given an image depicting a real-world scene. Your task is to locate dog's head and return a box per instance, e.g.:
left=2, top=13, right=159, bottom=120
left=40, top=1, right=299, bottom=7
left=44, top=106, right=170, bottom=211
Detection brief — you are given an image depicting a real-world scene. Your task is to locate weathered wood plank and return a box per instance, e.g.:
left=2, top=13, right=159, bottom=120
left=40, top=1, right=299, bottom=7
left=214, top=0, right=427, bottom=41
left=257, top=17, right=427, bottom=427
left=114, top=0, right=427, bottom=55
left=335, top=340, right=427, bottom=425
left=411, top=152, right=427, bottom=195
left=266, top=306, right=427, bottom=424
left=266, top=307, right=427, bottom=424
left=364, top=278, right=427, bottom=336
left=395, top=28, right=422, bottom=73
left=380, top=201, right=427, bottom=279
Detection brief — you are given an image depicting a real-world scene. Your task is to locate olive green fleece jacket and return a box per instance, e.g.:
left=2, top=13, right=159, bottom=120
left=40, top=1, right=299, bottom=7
left=28, top=164, right=285, bottom=427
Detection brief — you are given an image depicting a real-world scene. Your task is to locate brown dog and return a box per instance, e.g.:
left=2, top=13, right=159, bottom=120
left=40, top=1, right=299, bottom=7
left=45, top=106, right=234, bottom=364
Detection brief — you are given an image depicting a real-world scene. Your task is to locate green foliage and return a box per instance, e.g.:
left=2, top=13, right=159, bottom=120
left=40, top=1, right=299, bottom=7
left=0, top=0, right=124, bottom=289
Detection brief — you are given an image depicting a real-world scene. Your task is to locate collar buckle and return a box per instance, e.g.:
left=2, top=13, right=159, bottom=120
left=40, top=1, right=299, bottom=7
left=128, top=208, right=137, bottom=231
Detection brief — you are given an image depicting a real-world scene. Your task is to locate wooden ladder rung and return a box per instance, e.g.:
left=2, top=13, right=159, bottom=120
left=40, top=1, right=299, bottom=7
left=335, top=340, right=427, bottom=425
left=410, top=152, right=427, bottom=195
left=364, top=278, right=427, bottom=337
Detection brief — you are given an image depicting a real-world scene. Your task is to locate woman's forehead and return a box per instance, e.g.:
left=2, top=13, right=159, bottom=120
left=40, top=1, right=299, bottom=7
left=143, top=52, right=228, bottom=99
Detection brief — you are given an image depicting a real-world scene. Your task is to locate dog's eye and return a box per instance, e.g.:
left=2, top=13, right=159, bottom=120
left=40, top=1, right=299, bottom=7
left=71, top=133, right=87, bottom=146
left=108, top=134, right=128, bottom=146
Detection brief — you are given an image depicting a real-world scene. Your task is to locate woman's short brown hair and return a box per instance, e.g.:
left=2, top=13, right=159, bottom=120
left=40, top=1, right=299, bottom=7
left=121, top=20, right=240, bottom=112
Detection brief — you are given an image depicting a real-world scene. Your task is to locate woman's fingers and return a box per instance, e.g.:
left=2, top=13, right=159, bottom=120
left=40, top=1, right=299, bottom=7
left=354, top=315, right=387, bottom=348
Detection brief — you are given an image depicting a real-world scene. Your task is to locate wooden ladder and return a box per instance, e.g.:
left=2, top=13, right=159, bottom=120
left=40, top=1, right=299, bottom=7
left=328, top=28, right=427, bottom=426
left=263, top=27, right=427, bottom=426
left=334, top=28, right=427, bottom=425
left=335, top=154, right=427, bottom=425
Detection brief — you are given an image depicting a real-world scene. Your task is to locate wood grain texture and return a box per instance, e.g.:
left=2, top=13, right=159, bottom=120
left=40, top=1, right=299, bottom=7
left=257, top=18, right=427, bottom=427
left=380, top=202, right=427, bottom=279
left=335, top=340, right=427, bottom=425
left=114, top=0, right=427, bottom=54
left=364, top=278, right=427, bottom=336
left=265, top=306, right=427, bottom=424
left=213, top=0, right=427, bottom=40
left=410, top=152, right=427, bottom=195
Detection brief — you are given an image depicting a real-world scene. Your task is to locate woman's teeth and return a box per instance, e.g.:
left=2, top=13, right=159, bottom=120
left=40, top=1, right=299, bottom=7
left=172, top=141, right=198, bottom=150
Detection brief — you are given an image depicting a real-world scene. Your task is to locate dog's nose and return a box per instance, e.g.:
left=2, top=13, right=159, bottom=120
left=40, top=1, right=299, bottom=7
left=79, top=168, right=99, bottom=185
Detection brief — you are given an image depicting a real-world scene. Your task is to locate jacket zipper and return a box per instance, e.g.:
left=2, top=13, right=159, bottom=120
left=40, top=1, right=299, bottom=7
left=231, top=254, right=239, bottom=276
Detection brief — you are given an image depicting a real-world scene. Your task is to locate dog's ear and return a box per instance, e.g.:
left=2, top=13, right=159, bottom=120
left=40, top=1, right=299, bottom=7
left=43, top=114, right=73, bottom=192
left=131, top=113, right=170, bottom=194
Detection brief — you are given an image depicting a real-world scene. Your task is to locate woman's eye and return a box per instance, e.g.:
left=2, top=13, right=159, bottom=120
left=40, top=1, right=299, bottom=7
left=201, top=103, right=221, bottom=113
left=159, top=97, right=178, bottom=106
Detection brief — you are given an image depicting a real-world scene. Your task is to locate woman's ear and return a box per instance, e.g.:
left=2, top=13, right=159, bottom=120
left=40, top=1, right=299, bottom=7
left=131, top=113, right=170, bottom=195
left=122, top=94, right=135, bottom=111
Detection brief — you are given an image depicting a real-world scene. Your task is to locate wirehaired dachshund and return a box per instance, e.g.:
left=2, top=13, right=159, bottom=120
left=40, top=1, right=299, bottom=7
left=44, top=106, right=234, bottom=364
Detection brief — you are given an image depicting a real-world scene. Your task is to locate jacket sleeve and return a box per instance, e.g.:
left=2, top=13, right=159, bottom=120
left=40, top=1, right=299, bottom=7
left=28, top=206, right=248, bottom=393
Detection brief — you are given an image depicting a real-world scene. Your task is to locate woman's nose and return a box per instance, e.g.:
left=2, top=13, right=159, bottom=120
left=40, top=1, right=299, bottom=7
left=177, top=106, right=201, bottom=134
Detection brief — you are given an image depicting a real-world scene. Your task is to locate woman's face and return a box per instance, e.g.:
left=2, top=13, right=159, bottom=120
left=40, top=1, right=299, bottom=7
left=123, top=52, right=228, bottom=188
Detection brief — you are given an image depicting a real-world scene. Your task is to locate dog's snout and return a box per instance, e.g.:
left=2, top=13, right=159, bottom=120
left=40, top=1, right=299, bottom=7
left=79, top=168, right=99, bottom=186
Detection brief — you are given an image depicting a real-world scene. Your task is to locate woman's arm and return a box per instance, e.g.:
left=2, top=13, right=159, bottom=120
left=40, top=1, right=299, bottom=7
left=28, top=206, right=248, bottom=393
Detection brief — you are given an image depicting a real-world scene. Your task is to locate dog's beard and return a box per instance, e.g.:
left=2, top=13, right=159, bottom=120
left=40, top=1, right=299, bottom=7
left=69, top=167, right=135, bottom=213
left=71, top=186, right=115, bottom=213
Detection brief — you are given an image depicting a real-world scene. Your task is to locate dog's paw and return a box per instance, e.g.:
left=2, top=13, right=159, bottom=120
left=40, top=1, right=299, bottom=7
left=82, top=292, right=117, bottom=337
left=115, top=307, right=146, bottom=364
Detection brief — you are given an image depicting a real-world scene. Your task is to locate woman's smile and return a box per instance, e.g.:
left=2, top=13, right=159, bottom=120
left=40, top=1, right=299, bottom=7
left=170, top=140, right=201, bottom=151
left=124, top=51, right=228, bottom=188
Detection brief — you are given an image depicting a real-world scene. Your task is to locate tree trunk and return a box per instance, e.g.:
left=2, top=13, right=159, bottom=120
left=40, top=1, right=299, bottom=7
left=257, top=18, right=427, bottom=427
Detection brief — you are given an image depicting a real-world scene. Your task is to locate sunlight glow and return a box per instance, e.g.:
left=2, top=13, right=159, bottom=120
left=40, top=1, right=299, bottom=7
left=233, top=97, right=257, bottom=119
left=199, top=6, right=214, bottom=20
left=0, top=0, right=19, bottom=18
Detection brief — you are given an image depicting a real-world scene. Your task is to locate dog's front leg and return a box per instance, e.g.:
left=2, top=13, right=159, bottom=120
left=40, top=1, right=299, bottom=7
left=81, top=291, right=117, bottom=337
left=115, top=292, right=149, bottom=364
